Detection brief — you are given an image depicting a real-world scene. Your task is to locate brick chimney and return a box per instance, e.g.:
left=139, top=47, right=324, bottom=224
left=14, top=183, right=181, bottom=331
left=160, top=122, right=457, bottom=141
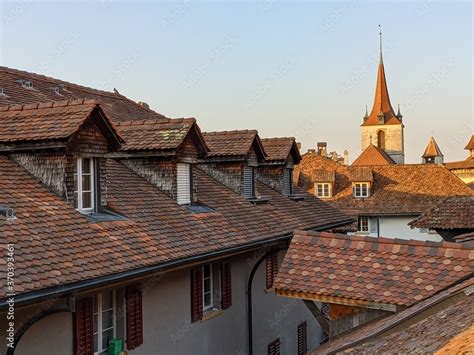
left=317, top=142, right=327, bottom=157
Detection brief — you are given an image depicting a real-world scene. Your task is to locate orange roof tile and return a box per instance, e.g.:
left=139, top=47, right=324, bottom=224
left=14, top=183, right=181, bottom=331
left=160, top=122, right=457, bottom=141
left=273, top=230, right=474, bottom=307
left=261, top=137, right=301, bottom=163
left=423, top=136, right=444, bottom=158
left=202, top=130, right=266, bottom=159
left=352, top=144, right=395, bottom=166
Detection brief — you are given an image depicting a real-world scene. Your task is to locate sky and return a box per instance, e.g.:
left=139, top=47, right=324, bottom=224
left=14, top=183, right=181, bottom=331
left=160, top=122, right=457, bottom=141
left=0, top=0, right=472, bottom=163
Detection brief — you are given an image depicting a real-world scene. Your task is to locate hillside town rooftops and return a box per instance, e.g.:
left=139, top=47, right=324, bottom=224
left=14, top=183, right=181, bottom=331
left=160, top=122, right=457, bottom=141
left=273, top=230, right=474, bottom=308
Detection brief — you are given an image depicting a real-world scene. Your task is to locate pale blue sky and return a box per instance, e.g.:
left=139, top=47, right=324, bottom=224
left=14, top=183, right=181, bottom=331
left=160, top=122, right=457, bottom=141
left=1, top=1, right=472, bottom=162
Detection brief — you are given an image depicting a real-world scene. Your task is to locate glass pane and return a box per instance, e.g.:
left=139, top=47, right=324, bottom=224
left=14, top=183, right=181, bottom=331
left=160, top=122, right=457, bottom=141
left=93, top=333, right=98, bottom=352
left=73, top=174, right=78, bottom=191
left=101, top=329, right=114, bottom=351
left=204, top=278, right=211, bottom=292
left=102, top=310, right=114, bottom=329
left=82, top=192, right=92, bottom=209
left=82, top=175, right=91, bottom=191
left=93, top=314, right=98, bottom=333
left=203, top=264, right=211, bottom=278
left=102, top=291, right=113, bottom=310
left=82, top=158, right=91, bottom=174
left=204, top=293, right=211, bottom=307
left=74, top=192, right=78, bottom=209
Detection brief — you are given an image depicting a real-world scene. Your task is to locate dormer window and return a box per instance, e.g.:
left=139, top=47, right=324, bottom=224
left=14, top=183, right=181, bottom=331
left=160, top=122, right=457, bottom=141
left=74, top=158, right=95, bottom=212
left=315, top=183, right=332, bottom=198
left=353, top=182, right=370, bottom=198
left=177, top=163, right=192, bottom=205
left=243, top=165, right=256, bottom=199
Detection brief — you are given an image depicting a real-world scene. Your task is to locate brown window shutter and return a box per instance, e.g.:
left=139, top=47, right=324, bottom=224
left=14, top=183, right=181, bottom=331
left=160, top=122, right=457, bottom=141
left=268, top=338, right=281, bottom=355
left=191, top=267, right=203, bottom=322
left=221, top=262, right=232, bottom=309
left=266, top=253, right=278, bottom=289
left=74, top=297, right=93, bottom=355
left=297, top=321, right=307, bottom=355
left=126, top=284, right=144, bottom=350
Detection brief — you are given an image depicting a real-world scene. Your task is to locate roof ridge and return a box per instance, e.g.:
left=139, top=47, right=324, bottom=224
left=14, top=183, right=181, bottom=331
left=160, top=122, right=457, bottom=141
left=0, top=98, right=97, bottom=112
left=202, top=129, right=258, bottom=136
left=261, top=137, right=296, bottom=141
left=115, top=117, right=196, bottom=126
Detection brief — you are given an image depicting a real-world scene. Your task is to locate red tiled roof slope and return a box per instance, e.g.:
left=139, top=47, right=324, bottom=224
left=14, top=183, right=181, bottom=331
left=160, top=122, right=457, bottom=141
left=409, top=196, right=474, bottom=229
left=296, top=153, right=473, bottom=216
left=0, top=66, right=166, bottom=122
left=261, top=137, right=301, bottom=163
left=445, top=156, right=474, bottom=170
left=274, top=230, right=474, bottom=307
left=352, top=144, right=395, bottom=166
left=202, top=130, right=264, bottom=158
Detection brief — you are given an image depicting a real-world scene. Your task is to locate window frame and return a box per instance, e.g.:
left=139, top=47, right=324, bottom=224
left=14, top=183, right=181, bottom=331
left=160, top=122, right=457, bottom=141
left=93, top=290, right=117, bottom=355
left=202, top=264, right=214, bottom=311
left=358, top=216, right=369, bottom=233
left=74, top=157, right=95, bottom=213
left=315, top=183, right=331, bottom=198
left=354, top=182, right=370, bottom=198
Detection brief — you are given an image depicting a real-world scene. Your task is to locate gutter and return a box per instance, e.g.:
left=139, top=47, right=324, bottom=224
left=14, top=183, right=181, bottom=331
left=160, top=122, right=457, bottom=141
left=0, top=218, right=352, bottom=309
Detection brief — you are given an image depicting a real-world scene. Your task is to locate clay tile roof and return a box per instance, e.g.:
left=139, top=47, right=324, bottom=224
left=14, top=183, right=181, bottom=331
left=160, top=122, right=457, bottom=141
left=274, top=230, right=474, bottom=307
left=409, top=196, right=474, bottom=229
left=454, top=232, right=474, bottom=244
left=423, top=136, right=444, bottom=158
left=202, top=130, right=266, bottom=159
left=352, top=144, right=395, bottom=166
left=444, top=156, right=474, bottom=170
left=0, top=98, right=119, bottom=143
left=314, top=169, right=335, bottom=182
left=261, top=137, right=301, bottom=163
left=349, top=166, right=373, bottom=182
left=115, top=117, right=208, bottom=152
left=0, top=66, right=167, bottom=123
left=296, top=154, right=474, bottom=216
left=465, top=135, right=474, bottom=150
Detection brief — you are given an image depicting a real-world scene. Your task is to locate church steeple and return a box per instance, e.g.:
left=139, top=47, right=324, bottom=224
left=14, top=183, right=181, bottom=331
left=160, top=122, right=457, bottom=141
left=361, top=29, right=401, bottom=127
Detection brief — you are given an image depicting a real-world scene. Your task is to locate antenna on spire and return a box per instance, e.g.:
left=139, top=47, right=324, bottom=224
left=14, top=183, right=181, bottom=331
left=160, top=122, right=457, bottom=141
left=378, top=24, right=383, bottom=64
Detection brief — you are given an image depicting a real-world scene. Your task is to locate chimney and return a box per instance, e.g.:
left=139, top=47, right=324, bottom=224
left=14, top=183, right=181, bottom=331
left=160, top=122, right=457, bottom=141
left=331, top=151, right=338, bottom=161
left=317, top=142, right=327, bottom=157
left=307, top=149, right=316, bottom=154
left=296, top=142, right=302, bottom=150
left=138, top=101, right=150, bottom=109
left=343, top=150, right=349, bottom=165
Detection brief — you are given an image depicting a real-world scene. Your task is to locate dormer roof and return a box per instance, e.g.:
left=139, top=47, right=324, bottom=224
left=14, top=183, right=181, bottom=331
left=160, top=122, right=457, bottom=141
left=115, top=118, right=209, bottom=156
left=352, top=144, right=395, bottom=166
left=422, top=136, right=444, bottom=158
left=314, top=169, right=335, bottom=183
left=202, top=130, right=266, bottom=161
left=261, top=137, right=301, bottom=164
left=349, top=167, right=373, bottom=182
left=0, top=98, right=122, bottom=150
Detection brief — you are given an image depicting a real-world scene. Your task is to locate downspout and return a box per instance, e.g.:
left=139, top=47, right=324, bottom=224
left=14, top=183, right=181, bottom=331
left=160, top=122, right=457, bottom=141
left=247, top=246, right=288, bottom=355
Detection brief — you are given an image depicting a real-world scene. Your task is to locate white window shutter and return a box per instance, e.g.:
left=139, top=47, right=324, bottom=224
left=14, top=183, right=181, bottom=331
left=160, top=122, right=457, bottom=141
left=283, top=168, right=293, bottom=195
left=369, top=217, right=378, bottom=234
left=243, top=166, right=255, bottom=199
left=177, top=163, right=191, bottom=205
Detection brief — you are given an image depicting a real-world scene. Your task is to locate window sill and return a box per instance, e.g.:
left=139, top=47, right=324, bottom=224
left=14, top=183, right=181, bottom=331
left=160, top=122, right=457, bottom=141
left=201, top=308, right=223, bottom=322
left=265, top=288, right=275, bottom=294
left=289, top=194, right=306, bottom=202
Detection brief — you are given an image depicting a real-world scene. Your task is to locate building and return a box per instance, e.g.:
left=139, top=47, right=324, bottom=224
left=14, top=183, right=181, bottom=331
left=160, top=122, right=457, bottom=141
left=0, top=66, right=354, bottom=355
left=445, top=135, right=474, bottom=188
left=352, top=143, right=395, bottom=166
left=306, top=141, right=348, bottom=165
left=361, top=35, right=404, bottom=164
left=272, top=230, right=474, bottom=350
left=422, top=136, right=444, bottom=164
left=295, top=152, right=473, bottom=240
left=409, top=195, right=474, bottom=242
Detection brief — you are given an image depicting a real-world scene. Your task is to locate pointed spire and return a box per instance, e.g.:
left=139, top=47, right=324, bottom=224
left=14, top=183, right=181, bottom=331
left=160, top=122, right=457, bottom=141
left=397, top=104, right=403, bottom=120
left=363, top=105, right=369, bottom=121
left=422, top=136, right=444, bottom=159
left=362, top=28, right=400, bottom=127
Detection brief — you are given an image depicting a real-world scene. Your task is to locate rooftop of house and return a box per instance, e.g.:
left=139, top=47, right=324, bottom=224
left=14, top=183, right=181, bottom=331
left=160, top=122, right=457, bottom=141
left=202, top=130, right=266, bottom=160
left=0, top=66, right=166, bottom=122
left=296, top=152, right=473, bottom=216
left=465, top=135, right=474, bottom=150
left=409, top=196, right=474, bottom=230
left=115, top=118, right=209, bottom=154
left=445, top=156, right=474, bottom=170
left=0, top=99, right=121, bottom=147
left=273, top=230, right=474, bottom=308
left=260, top=137, right=301, bottom=163
left=351, top=143, right=395, bottom=166
left=422, top=136, right=444, bottom=158
left=311, top=277, right=474, bottom=355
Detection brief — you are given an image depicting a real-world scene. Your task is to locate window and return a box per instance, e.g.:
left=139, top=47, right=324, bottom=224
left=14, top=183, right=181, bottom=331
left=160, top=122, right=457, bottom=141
left=316, top=183, right=331, bottom=198
left=353, top=183, right=369, bottom=198
left=377, top=130, right=386, bottom=150
left=358, top=216, right=369, bottom=232
left=202, top=264, right=213, bottom=310
left=283, top=168, right=293, bottom=195
left=243, top=165, right=256, bottom=198
left=93, top=291, right=116, bottom=355
left=177, top=163, right=192, bottom=205
left=74, top=157, right=95, bottom=212
left=297, top=322, right=307, bottom=355
left=266, top=253, right=278, bottom=290
left=268, top=338, right=281, bottom=355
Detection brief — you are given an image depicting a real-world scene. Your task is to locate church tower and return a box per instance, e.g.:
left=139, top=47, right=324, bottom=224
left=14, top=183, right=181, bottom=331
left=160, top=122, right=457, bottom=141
left=361, top=31, right=405, bottom=164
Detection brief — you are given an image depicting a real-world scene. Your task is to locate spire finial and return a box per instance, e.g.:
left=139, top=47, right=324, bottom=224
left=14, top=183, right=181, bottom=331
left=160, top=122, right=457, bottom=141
left=365, top=105, right=368, bottom=117
left=378, top=24, right=383, bottom=64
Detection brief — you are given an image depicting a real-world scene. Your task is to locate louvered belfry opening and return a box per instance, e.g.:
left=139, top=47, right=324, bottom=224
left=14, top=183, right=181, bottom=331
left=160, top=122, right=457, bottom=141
left=243, top=165, right=256, bottom=198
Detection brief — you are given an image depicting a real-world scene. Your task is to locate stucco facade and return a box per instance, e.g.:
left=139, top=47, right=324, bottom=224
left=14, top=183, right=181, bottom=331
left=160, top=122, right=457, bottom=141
left=1, top=249, right=322, bottom=355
